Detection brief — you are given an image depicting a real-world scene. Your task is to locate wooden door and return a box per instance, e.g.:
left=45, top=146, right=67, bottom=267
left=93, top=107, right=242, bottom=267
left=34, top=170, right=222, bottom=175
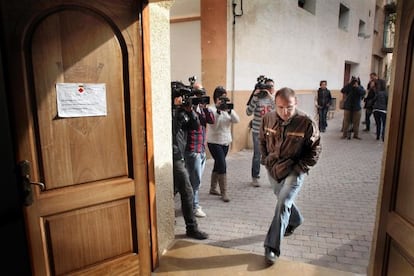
left=372, top=0, right=414, bottom=274
left=0, top=1, right=152, bottom=275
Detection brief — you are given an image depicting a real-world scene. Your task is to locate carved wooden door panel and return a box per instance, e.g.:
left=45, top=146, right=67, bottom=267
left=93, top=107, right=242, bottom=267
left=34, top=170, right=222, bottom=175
left=0, top=1, right=151, bottom=275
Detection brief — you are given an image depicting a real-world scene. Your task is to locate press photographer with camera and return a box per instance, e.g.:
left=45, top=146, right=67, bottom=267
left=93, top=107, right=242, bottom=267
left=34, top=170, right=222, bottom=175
left=184, top=80, right=214, bottom=218
left=246, top=76, right=276, bottom=187
left=171, top=85, right=208, bottom=240
left=207, top=86, right=239, bottom=202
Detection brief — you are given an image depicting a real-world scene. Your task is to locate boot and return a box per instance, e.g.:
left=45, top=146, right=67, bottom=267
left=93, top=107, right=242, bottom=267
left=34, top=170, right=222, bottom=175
left=218, top=173, right=230, bottom=202
left=209, top=171, right=220, bottom=195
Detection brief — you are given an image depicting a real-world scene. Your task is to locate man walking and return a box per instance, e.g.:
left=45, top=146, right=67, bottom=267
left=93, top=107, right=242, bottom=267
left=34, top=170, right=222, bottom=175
left=259, top=87, right=321, bottom=264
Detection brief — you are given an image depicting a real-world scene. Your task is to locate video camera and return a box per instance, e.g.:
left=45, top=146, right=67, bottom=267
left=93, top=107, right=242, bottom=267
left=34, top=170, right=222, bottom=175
left=246, top=75, right=273, bottom=105
left=255, top=75, right=273, bottom=98
left=171, top=76, right=210, bottom=106
left=217, top=96, right=234, bottom=111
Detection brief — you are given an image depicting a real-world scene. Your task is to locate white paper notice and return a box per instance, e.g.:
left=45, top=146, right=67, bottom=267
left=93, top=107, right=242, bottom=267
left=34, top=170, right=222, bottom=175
left=56, top=83, right=107, bottom=118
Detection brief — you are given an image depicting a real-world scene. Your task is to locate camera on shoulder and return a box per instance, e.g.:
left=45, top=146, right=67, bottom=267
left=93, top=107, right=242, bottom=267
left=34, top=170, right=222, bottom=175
left=255, top=75, right=272, bottom=98
left=171, top=76, right=210, bottom=106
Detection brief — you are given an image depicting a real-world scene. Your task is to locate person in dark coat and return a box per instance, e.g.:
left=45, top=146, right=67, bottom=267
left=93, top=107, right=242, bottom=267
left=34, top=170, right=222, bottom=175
left=172, top=88, right=208, bottom=239
left=372, top=79, right=388, bottom=141
left=315, top=80, right=332, bottom=132
left=363, top=79, right=377, bottom=131
left=341, top=77, right=366, bottom=139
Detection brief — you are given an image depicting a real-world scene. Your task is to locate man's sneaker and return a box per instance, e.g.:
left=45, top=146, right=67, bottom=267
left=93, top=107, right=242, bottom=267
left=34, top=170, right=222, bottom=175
left=186, top=229, right=209, bottom=240
left=264, top=247, right=277, bottom=265
left=194, top=206, right=206, bottom=218
left=252, top=177, right=260, bottom=187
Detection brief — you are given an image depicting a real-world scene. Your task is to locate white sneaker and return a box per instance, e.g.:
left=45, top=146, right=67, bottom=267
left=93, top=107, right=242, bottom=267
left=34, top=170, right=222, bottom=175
left=194, top=206, right=206, bottom=218
left=252, top=178, right=260, bottom=187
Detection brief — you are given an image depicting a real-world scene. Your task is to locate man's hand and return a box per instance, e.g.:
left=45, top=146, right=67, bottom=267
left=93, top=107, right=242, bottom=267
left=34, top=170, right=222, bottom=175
left=271, top=159, right=295, bottom=182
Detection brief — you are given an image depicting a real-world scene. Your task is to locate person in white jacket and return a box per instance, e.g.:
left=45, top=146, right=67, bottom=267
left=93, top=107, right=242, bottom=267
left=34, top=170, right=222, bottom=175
left=207, top=86, right=240, bottom=202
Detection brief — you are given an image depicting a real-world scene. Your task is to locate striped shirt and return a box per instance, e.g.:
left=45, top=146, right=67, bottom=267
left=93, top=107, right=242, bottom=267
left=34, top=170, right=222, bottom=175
left=246, top=95, right=275, bottom=133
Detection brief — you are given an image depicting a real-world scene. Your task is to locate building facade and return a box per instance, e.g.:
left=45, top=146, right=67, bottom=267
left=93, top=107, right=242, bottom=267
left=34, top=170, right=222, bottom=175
left=170, top=0, right=378, bottom=151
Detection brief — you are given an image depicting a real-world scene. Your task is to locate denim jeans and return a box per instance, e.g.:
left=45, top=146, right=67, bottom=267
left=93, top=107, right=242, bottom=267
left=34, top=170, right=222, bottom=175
left=318, top=107, right=328, bottom=131
left=251, top=131, right=261, bottom=178
left=264, top=170, right=304, bottom=256
left=173, top=159, right=197, bottom=232
left=373, top=111, right=386, bottom=140
left=365, top=108, right=373, bottom=130
left=185, top=151, right=206, bottom=209
left=207, top=143, right=229, bottom=174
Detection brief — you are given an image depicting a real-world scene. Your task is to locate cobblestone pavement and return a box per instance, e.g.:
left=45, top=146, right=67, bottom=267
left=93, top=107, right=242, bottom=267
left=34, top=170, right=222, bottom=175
left=174, top=111, right=384, bottom=275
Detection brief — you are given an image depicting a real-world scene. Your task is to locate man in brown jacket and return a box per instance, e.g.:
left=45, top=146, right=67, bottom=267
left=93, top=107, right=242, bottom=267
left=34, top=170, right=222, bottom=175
left=259, top=87, right=321, bottom=265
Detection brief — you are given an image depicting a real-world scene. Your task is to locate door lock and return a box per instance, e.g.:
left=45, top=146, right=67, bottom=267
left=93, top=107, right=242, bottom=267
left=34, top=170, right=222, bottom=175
left=19, top=160, right=45, bottom=206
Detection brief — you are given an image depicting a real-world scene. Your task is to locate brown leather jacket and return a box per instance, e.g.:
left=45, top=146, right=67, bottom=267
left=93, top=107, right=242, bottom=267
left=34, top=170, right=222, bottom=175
left=259, top=110, right=321, bottom=181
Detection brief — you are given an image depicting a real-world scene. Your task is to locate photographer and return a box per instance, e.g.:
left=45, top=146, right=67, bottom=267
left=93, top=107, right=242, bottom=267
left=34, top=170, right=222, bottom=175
left=171, top=87, right=208, bottom=240
left=246, top=76, right=276, bottom=187
left=184, top=82, right=214, bottom=218
left=207, top=86, right=239, bottom=202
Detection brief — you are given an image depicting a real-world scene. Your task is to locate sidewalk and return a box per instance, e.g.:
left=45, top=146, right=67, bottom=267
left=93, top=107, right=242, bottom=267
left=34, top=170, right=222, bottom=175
left=174, top=111, right=384, bottom=275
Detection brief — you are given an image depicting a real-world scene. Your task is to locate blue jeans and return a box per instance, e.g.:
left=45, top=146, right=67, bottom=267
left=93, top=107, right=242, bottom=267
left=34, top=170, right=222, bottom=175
left=373, top=111, right=386, bottom=141
left=318, top=107, right=328, bottom=131
left=207, top=143, right=229, bottom=174
left=365, top=108, right=373, bottom=130
left=264, top=170, right=304, bottom=256
left=185, top=151, right=206, bottom=209
left=252, top=131, right=261, bottom=178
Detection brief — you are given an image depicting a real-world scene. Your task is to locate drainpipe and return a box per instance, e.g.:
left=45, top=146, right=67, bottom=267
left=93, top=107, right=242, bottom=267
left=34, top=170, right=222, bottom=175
left=231, top=0, right=243, bottom=149
left=231, top=0, right=243, bottom=98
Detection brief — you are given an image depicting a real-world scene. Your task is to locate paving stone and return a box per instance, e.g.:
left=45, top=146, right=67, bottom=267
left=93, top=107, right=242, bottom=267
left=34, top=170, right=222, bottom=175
left=174, top=111, right=382, bottom=275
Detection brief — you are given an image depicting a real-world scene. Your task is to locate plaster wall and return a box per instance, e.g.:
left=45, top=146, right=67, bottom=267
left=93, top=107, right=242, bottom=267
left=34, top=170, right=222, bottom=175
left=170, top=1, right=202, bottom=85
left=170, top=21, right=202, bottom=84
left=169, top=0, right=376, bottom=151
left=148, top=1, right=175, bottom=256
left=229, top=0, right=376, bottom=91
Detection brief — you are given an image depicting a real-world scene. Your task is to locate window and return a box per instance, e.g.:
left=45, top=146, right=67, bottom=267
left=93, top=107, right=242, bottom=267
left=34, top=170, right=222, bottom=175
left=383, top=1, right=396, bottom=51
left=358, top=20, right=366, bottom=37
left=373, top=5, right=380, bottom=34
left=338, top=3, right=350, bottom=31
left=298, top=0, right=316, bottom=15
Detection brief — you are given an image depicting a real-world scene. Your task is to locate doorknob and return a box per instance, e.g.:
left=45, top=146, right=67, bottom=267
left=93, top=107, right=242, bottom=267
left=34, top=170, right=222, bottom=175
left=18, top=160, right=45, bottom=206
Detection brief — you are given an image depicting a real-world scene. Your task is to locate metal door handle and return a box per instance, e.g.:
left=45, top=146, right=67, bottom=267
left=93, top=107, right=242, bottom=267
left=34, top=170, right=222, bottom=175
left=18, top=160, right=45, bottom=206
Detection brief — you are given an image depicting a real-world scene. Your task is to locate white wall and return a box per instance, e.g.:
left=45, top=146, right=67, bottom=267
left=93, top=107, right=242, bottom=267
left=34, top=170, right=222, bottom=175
left=170, top=0, right=202, bottom=85
left=228, top=0, right=375, bottom=91
left=149, top=1, right=176, bottom=255
left=170, top=21, right=202, bottom=84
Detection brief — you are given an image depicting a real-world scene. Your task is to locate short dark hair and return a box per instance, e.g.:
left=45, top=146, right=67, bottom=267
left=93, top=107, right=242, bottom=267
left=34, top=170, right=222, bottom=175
left=275, top=87, right=296, bottom=100
left=213, top=86, right=226, bottom=102
left=320, top=80, right=327, bottom=86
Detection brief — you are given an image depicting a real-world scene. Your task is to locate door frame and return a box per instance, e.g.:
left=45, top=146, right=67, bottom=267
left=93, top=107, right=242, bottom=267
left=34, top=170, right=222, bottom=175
left=142, top=1, right=159, bottom=270
left=371, top=0, right=414, bottom=274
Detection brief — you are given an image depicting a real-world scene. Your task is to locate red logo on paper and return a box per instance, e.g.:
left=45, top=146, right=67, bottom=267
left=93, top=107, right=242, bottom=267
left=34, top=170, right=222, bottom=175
left=78, top=87, right=84, bottom=93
